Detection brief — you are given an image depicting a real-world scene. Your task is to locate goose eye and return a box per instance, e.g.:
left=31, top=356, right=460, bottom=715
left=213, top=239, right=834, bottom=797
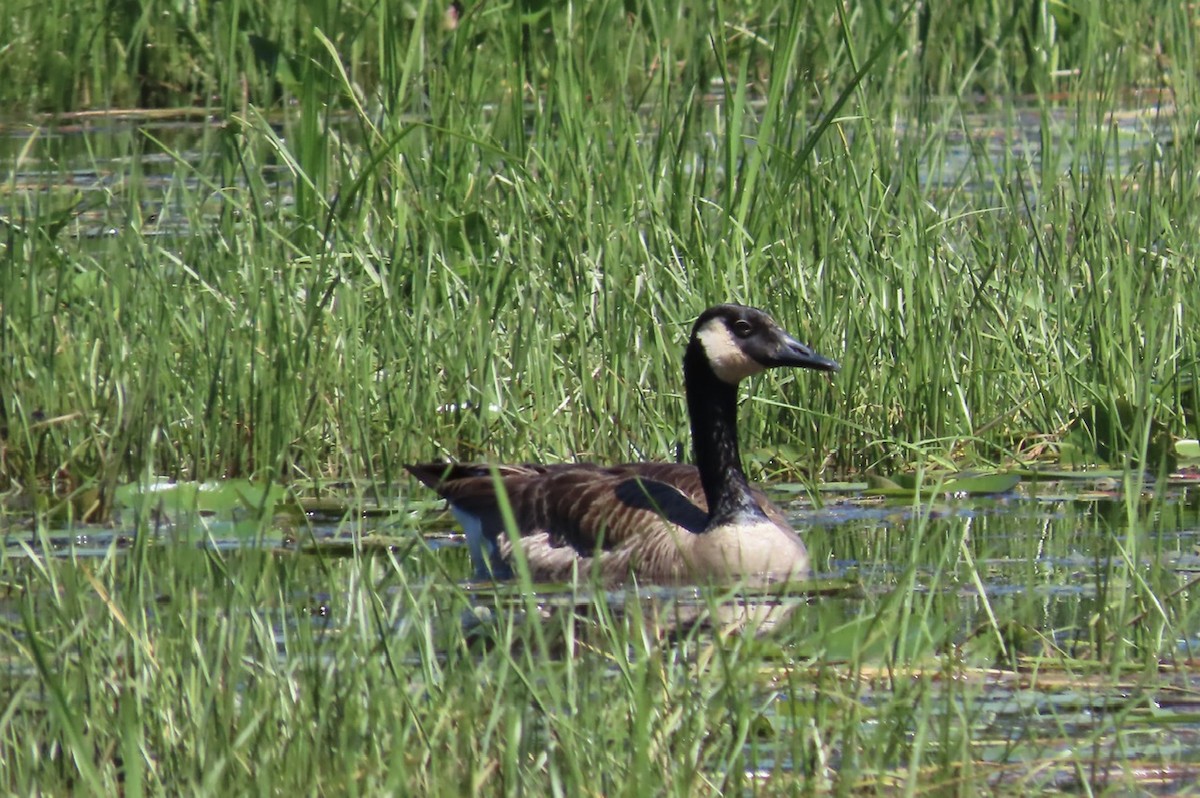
left=732, top=319, right=754, bottom=338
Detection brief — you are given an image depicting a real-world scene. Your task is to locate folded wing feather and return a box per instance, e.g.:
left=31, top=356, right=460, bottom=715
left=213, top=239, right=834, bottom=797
left=406, top=461, right=792, bottom=559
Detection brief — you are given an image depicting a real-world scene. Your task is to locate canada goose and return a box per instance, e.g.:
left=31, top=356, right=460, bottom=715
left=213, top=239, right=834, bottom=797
left=407, top=304, right=839, bottom=584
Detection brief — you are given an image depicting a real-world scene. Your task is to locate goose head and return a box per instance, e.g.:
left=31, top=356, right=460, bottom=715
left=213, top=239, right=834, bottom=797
left=689, top=304, right=839, bottom=385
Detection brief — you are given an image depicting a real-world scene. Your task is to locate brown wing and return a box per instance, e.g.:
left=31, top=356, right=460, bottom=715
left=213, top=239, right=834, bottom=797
left=406, top=460, right=792, bottom=550
left=606, top=463, right=706, bottom=504
left=405, top=462, right=708, bottom=558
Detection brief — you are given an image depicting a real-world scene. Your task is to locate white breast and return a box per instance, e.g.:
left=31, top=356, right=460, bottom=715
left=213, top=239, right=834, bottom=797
left=686, top=518, right=810, bottom=581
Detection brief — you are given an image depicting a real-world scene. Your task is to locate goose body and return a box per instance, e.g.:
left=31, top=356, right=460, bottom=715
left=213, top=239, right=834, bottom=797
left=407, top=304, right=838, bottom=584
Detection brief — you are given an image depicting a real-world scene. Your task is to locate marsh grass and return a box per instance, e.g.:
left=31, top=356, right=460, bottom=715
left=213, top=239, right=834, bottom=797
left=3, top=1, right=1196, bottom=490
left=3, top=0, right=1200, bottom=793
left=4, top=492, right=1199, bottom=794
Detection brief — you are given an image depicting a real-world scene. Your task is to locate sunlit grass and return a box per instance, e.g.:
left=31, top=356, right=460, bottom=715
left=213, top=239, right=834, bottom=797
left=3, top=3, right=1195, bottom=489
left=2, top=0, right=1200, bottom=793
left=2, top=492, right=1198, bottom=793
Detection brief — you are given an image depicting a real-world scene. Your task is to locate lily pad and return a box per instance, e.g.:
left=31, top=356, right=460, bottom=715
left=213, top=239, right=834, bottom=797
left=1014, top=468, right=1127, bottom=481
left=1176, top=439, right=1200, bottom=460
left=113, top=479, right=286, bottom=517
left=864, top=474, right=904, bottom=492
left=941, top=472, right=1022, bottom=494
left=863, top=472, right=1021, bottom=498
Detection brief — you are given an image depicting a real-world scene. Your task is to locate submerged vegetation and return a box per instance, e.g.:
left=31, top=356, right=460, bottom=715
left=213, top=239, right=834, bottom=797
left=2, top=0, right=1200, bottom=794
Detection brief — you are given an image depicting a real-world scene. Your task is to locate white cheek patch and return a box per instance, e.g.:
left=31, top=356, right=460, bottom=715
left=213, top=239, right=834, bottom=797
left=696, top=320, right=764, bottom=384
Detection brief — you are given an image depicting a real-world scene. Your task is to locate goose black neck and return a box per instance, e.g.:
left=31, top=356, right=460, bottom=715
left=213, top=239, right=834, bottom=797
left=683, top=343, right=767, bottom=528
